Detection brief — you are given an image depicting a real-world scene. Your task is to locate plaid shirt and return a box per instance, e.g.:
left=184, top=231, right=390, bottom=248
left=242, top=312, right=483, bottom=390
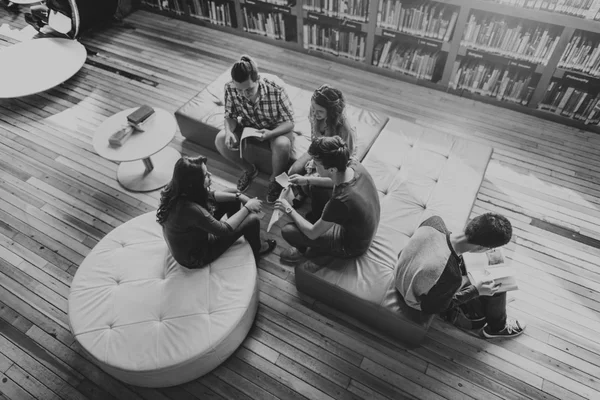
left=224, top=76, right=294, bottom=130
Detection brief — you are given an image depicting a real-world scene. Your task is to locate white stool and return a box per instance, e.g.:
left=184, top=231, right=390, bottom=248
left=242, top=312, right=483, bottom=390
left=68, top=212, right=258, bottom=387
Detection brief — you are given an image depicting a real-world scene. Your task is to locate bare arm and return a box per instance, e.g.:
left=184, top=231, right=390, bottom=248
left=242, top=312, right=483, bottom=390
left=275, top=199, right=333, bottom=240
left=262, top=120, right=294, bottom=140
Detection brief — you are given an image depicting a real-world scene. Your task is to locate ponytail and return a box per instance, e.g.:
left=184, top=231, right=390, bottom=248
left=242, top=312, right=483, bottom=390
left=232, top=55, right=259, bottom=83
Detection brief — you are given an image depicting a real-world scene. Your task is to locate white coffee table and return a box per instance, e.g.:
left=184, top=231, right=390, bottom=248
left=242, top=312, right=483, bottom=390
left=0, top=37, right=86, bottom=98
left=93, top=108, right=180, bottom=192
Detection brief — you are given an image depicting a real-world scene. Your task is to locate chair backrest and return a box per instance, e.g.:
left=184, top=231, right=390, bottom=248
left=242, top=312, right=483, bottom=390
left=47, top=0, right=118, bottom=38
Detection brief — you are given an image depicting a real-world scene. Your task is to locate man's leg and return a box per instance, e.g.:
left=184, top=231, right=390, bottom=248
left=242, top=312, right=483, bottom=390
left=215, top=130, right=258, bottom=192
left=280, top=223, right=344, bottom=263
left=480, top=292, right=525, bottom=338
left=266, top=133, right=292, bottom=203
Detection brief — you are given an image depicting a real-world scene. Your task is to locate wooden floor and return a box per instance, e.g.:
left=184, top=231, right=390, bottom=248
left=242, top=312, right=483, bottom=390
left=1, top=9, right=600, bottom=400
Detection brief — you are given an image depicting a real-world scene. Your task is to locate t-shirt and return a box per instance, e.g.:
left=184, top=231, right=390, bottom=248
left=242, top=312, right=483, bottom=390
left=223, top=76, right=294, bottom=130
left=161, top=195, right=232, bottom=268
left=394, top=216, right=479, bottom=314
left=321, top=160, right=380, bottom=255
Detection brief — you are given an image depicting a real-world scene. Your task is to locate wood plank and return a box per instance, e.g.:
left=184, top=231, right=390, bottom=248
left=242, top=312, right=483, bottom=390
left=2, top=8, right=600, bottom=400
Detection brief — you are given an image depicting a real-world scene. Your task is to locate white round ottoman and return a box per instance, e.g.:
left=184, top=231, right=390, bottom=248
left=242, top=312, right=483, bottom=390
left=68, top=212, right=258, bottom=387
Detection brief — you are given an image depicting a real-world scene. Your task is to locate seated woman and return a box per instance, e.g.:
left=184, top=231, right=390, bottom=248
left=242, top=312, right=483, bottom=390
left=287, top=84, right=357, bottom=220
left=157, top=156, right=276, bottom=268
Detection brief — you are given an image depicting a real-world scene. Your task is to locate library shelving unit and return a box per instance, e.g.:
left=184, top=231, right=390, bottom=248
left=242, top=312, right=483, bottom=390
left=139, top=0, right=600, bottom=133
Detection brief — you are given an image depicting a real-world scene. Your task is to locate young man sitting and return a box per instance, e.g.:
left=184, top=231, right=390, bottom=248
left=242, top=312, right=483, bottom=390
left=274, top=136, right=380, bottom=263
left=395, top=213, right=526, bottom=339
left=215, top=55, right=295, bottom=203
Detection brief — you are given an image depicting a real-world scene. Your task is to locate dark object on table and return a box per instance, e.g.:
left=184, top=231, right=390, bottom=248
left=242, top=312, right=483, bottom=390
left=127, top=105, right=155, bottom=127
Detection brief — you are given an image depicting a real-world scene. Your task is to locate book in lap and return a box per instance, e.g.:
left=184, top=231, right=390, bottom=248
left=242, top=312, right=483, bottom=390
left=239, top=128, right=263, bottom=158
left=465, top=249, right=518, bottom=293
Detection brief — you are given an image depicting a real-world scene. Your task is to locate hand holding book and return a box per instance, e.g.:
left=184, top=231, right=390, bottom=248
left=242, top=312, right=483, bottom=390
left=464, top=249, right=518, bottom=294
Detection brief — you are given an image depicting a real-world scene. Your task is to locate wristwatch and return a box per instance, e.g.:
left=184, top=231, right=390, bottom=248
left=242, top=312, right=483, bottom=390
left=285, top=206, right=293, bottom=214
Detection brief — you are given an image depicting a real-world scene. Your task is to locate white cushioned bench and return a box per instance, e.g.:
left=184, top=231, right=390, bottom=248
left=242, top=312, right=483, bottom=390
left=296, top=118, right=493, bottom=346
left=68, top=212, right=258, bottom=387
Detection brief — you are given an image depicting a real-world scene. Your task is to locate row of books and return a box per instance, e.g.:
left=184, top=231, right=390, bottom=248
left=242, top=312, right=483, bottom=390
left=189, top=0, right=235, bottom=25
left=142, top=0, right=186, bottom=14
left=303, top=23, right=367, bottom=60
left=373, top=41, right=444, bottom=79
left=558, top=31, right=600, bottom=76
left=303, top=0, right=370, bottom=21
left=450, top=60, right=536, bottom=104
left=242, top=9, right=290, bottom=39
left=462, top=15, right=560, bottom=65
left=377, top=1, right=458, bottom=42
left=481, top=0, right=600, bottom=20
left=255, top=0, right=289, bottom=5
left=539, top=81, right=600, bottom=122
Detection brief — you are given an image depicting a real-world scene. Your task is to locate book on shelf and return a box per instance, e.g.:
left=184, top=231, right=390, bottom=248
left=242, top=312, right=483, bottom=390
left=480, top=0, right=600, bottom=20
left=188, top=0, right=234, bottom=26
left=243, top=7, right=288, bottom=39
left=377, top=1, right=458, bottom=42
left=450, top=59, right=536, bottom=104
left=559, top=31, right=600, bottom=77
left=461, top=13, right=561, bottom=66
left=303, top=0, right=370, bottom=22
left=373, top=40, right=443, bottom=80
left=539, top=79, right=600, bottom=123
left=303, top=23, right=367, bottom=61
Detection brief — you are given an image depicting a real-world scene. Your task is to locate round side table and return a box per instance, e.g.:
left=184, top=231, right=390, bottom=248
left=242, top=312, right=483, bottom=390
left=93, top=108, right=180, bottom=192
left=0, top=38, right=86, bottom=98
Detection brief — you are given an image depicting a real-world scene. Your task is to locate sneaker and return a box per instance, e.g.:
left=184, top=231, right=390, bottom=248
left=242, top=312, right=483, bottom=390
left=280, top=247, right=305, bottom=264
left=237, top=166, right=258, bottom=192
left=266, top=180, right=283, bottom=203
left=482, top=318, right=525, bottom=339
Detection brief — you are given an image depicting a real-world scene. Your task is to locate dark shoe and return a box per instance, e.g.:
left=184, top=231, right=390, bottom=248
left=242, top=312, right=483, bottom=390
left=280, top=247, right=305, bottom=264
left=237, top=166, right=258, bottom=192
left=258, top=239, right=277, bottom=258
left=266, top=180, right=283, bottom=203
left=482, top=318, right=525, bottom=339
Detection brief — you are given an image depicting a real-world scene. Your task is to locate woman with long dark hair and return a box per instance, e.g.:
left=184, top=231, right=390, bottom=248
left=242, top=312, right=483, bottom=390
left=157, top=156, right=276, bottom=268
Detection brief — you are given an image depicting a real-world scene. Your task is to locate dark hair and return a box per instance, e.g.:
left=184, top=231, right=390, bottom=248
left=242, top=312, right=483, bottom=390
left=312, top=84, right=346, bottom=136
left=464, top=213, right=512, bottom=248
left=156, top=156, right=211, bottom=224
left=308, top=136, right=350, bottom=172
left=231, top=55, right=259, bottom=83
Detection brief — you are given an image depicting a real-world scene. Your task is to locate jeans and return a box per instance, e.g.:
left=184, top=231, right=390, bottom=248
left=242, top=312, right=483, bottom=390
left=458, top=277, right=507, bottom=331
left=202, top=198, right=261, bottom=263
left=479, top=292, right=507, bottom=331
left=281, top=223, right=355, bottom=258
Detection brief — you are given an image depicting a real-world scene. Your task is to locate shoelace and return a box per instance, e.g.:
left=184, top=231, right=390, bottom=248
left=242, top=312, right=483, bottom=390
left=504, top=320, right=521, bottom=334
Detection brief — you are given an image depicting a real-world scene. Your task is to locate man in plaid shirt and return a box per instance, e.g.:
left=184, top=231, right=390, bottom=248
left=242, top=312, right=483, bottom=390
left=215, top=55, right=295, bottom=203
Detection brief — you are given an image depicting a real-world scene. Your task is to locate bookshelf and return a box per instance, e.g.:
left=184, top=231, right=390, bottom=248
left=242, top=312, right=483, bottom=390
left=139, top=0, right=600, bottom=133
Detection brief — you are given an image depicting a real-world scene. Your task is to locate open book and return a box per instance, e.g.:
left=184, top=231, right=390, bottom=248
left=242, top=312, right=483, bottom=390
left=467, top=267, right=518, bottom=293
left=267, top=173, right=295, bottom=232
left=464, top=249, right=518, bottom=293
left=239, top=127, right=263, bottom=158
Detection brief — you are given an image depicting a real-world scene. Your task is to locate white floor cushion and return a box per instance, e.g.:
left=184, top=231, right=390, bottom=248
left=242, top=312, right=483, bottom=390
left=68, top=211, right=258, bottom=387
